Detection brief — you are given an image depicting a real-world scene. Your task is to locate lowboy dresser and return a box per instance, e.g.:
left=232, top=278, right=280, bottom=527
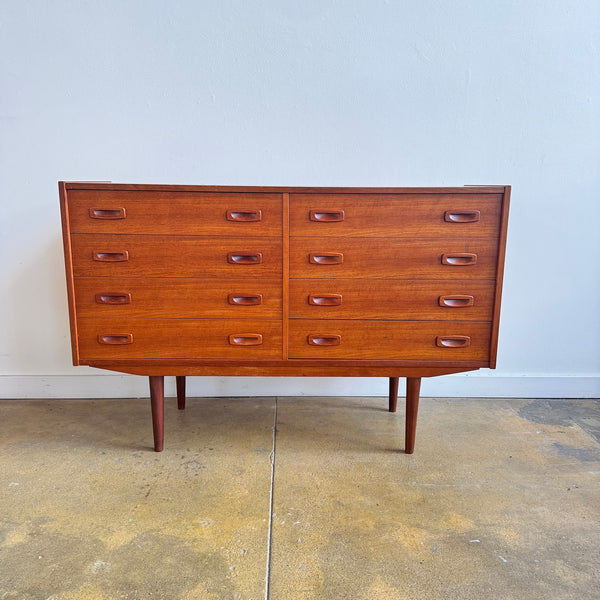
left=59, top=182, right=510, bottom=453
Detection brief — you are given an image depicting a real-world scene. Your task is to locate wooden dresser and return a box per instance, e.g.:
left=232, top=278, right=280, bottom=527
left=59, top=183, right=510, bottom=453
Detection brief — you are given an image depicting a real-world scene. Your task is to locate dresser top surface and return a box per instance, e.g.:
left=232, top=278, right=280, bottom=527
left=61, top=182, right=509, bottom=194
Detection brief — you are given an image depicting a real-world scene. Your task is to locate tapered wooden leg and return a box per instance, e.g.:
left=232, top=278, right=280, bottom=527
left=149, top=376, right=165, bottom=452
left=405, top=377, right=421, bottom=454
left=176, top=376, right=186, bottom=410
left=389, top=377, right=399, bottom=412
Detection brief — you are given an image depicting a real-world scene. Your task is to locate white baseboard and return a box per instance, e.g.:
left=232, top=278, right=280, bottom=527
left=1, top=374, right=598, bottom=399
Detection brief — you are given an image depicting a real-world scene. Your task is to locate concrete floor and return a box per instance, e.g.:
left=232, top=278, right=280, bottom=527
left=0, top=395, right=599, bottom=600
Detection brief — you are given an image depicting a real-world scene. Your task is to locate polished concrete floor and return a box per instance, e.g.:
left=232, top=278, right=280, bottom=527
left=1, top=395, right=599, bottom=600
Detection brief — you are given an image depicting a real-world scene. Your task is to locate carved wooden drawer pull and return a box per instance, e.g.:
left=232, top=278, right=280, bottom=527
left=93, top=251, right=129, bottom=262
left=309, top=252, right=344, bottom=265
left=308, top=334, right=341, bottom=346
left=310, top=210, right=345, bottom=222
left=228, top=294, right=263, bottom=306
left=227, top=252, right=263, bottom=264
left=95, top=293, right=132, bottom=305
left=444, top=210, right=480, bottom=223
left=229, top=334, right=263, bottom=346
left=226, top=210, right=262, bottom=222
left=438, top=295, right=474, bottom=308
left=89, top=208, right=126, bottom=219
left=309, top=294, right=343, bottom=306
left=441, top=253, right=477, bottom=266
left=436, top=336, right=471, bottom=348
left=98, top=334, right=133, bottom=345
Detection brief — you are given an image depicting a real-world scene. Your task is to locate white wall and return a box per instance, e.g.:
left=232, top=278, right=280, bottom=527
left=1, top=1, right=598, bottom=399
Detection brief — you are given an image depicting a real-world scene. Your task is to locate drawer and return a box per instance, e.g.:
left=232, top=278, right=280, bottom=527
left=77, top=319, right=282, bottom=360
left=71, top=235, right=282, bottom=278
left=67, top=190, right=282, bottom=235
left=288, top=320, right=491, bottom=361
left=289, top=279, right=495, bottom=320
left=290, top=193, right=502, bottom=237
left=290, top=238, right=498, bottom=279
left=74, top=278, right=282, bottom=319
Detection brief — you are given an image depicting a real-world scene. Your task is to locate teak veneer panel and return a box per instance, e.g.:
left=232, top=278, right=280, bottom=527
left=67, top=190, right=283, bottom=236
left=289, top=193, right=502, bottom=237
left=289, top=237, right=499, bottom=279
left=59, top=182, right=510, bottom=454
left=87, top=362, right=486, bottom=377
left=71, top=234, right=283, bottom=278
left=74, top=277, right=282, bottom=319
left=288, top=320, right=492, bottom=361
left=289, top=279, right=495, bottom=321
left=77, top=318, right=283, bottom=360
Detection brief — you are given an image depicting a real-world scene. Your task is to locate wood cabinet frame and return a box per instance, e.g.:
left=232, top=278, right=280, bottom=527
left=60, top=182, right=510, bottom=454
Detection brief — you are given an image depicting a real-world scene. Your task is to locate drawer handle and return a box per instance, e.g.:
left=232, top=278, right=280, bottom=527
left=441, top=253, right=477, bottom=266
left=308, top=334, right=341, bottom=346
left=93, top=251, right=129, bottom=262
left=89, top=208, right=126, bottom=219
left=309, top=252, right=344, bottom=265
left=228, top=294, right=263, bottom=306
left=226, top=210, right=263, bottom=222
left=439, top=295, right=474, bottom=308
left=310, top=210, right=345, bottom=222
left=227, top=252, right=263, bottom=265
left=229, top=334, right=263, bottom=346
left=98, top=334, right=133, bottom=345
left=309, top=294, right=343, bottom=306
left=436, top=336, right=471, bottom=348
left=444, top=210, right=480, bottom=223
left=95, top=293, right=132, bottom=305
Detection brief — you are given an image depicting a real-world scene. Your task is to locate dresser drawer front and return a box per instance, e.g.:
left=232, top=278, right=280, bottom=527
left=67, top=190, right=282, bottom=235
left=289, top=320, right=491, bottom=360
left=77, top=319, right=282, bottom=359
left=290, top=194, right=502, bottom=237
left=71, top=235, right=282, bottom=278
left=75, top=278, right=282, bottom=318
left=289, top=279, right=494, bottom=320
left=290, top=238, right=498, bottom=279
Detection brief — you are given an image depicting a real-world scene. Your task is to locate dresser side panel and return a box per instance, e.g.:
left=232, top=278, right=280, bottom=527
left=59, top=182, right=80, bottom=365
left=489, top=186, right=511, bottom=368
left=282, top=193, right=290, bottom=359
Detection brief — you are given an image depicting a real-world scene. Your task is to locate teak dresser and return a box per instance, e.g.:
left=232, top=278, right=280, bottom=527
left=59, top=182, right=510, bottom=453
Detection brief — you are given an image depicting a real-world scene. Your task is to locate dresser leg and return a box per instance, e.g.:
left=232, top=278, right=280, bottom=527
left=176, top=376, right=186, bottom=410
left=405, top=377, right=422, bottom=454
left=149, top=376, right=165, bottom=452
left=389, top=377, right=399, bottom=412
